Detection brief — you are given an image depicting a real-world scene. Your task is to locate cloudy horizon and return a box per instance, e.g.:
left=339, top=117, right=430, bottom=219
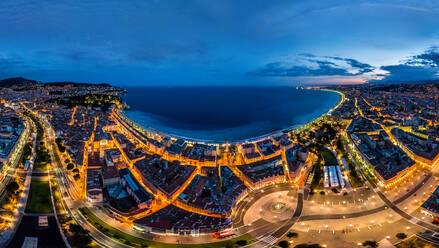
left=1, top=0, right=439, bottom=86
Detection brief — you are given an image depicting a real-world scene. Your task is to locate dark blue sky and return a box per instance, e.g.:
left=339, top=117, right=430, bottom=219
left=1, top=0, right=439, bottom=86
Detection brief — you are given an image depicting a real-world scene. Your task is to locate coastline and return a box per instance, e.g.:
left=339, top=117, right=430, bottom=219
left=118, top=88, right=344, bottom=145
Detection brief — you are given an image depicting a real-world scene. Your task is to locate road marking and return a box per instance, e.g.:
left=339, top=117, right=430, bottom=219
left=260, top=235, right=277, bottom=245
left=410, top=217, right=419, bottom=224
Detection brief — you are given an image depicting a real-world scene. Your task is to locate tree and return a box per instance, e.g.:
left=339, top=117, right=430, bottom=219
left=22, top=143, right=32, bottom=160
left=278, top=240, right=290, bottom=248
left=201, top=187, right=211, bottom=198
left=235, top=240, right=247, bottom=246
left=66, top=163, right=74, bottom=170
left=294, top=244, right=322, bottom=248
left=73, top=174, right=81, bottom=181
left=64, top=158, right=70, bottom=164
left=68, top=223, right=87, bottom=234
left=6, top=181, right=19, bottom=193
left=362, top=240, right=378, bottom=248
left=68, top=222, right=91, bottom=247
left=70, top=233, right=92, bottom=247
left=221, top=184, right=227, bottom=193
left=72, top=168, right=79, bottom=174
left=287, top=232, right=298, bottom=238
left=396, top=233, right=407, bottom=239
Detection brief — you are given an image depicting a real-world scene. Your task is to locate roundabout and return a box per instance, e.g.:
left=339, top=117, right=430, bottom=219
left=242, top=189, right=298, bottom=224
left=271, top=202, right=286, bottom=213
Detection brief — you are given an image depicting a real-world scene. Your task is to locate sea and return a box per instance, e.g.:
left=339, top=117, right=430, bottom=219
left=122, top=87, right=340, bottom=143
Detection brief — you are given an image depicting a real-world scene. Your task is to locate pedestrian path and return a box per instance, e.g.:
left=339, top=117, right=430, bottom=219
left=0, top=169, right=32, bottom=246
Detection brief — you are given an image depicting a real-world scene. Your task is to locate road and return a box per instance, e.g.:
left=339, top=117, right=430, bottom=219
left=0, top=113, right=34, bottom=246
left=2, top=111, right=67, bottom=247
left=347, top=130, right=439, bottom=234
left=300, top=171, right=432, bottom=221
left=233, top=184, right=298, bottom=227
left=43, top=116, right=130, bottom=248
left=230, top=184, right=303, bottom=248
left=346, top=103, right=439, bottom=234
left=0, top=114, right=32, bottom=203
left=247, top=191, right=303, bottom=248
left=7, top=101, right=433, bottom=248
left=357, top=162, right=439, bottom=233
left=7, top=216, right=66, bottom=248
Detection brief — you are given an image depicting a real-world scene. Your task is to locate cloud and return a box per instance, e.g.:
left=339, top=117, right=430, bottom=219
left=1, top=0, right=439, bottom=85
left=248, top=54, right=374, bottom=77
left=406, top=47, right=439, bottom=67
left=378, top=64, right=439, bottom=82
left=34, top=42, right=209, bottom=67
left=0, top=54, right=55, bottom=79
left=361, top=3, right=432, bottom=13
left=329, top=57, right=375, bottom=74
left=35, top=49, right=93, bottom=61
left=377, top=47, right=439, bottom=82
left=0, top=56, right=25, bottom=70
left=0, top=54, right=32, bottom=74
left=297, top=53, right=316, bottom=58
left=127, top=43, right=208, bottom=64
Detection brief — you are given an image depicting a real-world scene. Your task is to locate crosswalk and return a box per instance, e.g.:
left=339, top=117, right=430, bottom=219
left=410, top=217, right=420, bottom=224
left=260, top=235, right=277, bottom=245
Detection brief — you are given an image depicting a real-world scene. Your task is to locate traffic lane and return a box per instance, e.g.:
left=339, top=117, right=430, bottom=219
left=272, top=192, right=303, bottom=238
left=7, top=216, right=66, bottom=248
left=246, top=192, right=303, bottom=248
left=299, top=172, right=432, bottom=221
left=392, top=172, right=432, bottom=205
left=300, top=205, right=387, bottom=221
left=73, top=209, right=130, bottom=248
left=233, top=184, right=297, bottom=226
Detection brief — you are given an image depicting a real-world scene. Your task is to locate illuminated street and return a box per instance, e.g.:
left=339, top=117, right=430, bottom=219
left=0, top=79, right=438, bottom=248
left=1, top=2, right=439, bottom=248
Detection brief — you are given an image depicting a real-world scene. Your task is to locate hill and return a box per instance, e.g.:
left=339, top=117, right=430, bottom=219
left=45, top=81, right=112, bottom=87
left=0, top=77, right=113, bottom=88
left=0, top=77, right=40, bottom=87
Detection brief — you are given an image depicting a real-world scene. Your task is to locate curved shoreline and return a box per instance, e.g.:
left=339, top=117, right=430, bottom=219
left=119, top=88, right=344, bottom=145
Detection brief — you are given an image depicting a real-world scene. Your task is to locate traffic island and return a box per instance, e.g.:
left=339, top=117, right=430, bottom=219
left=79, top=207, right=256, bottom=248
left=25, top=180, right=53, bottom=214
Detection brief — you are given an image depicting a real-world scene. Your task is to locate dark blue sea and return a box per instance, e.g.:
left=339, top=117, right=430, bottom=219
left=122, top=87, right=339, bottom=143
